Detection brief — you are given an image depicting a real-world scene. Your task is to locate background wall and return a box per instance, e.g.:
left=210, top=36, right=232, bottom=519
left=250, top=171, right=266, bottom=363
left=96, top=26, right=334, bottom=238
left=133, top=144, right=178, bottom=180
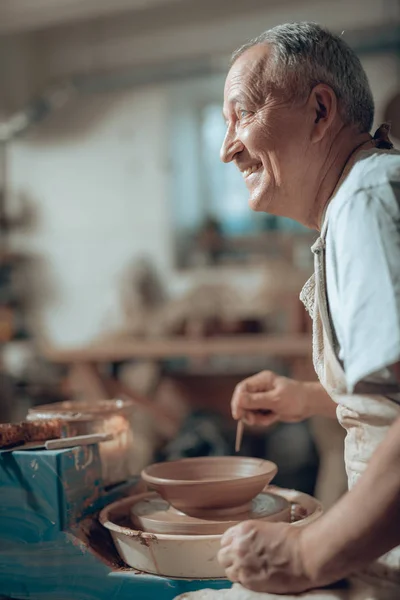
left=2, top=0, right=400, bottom=345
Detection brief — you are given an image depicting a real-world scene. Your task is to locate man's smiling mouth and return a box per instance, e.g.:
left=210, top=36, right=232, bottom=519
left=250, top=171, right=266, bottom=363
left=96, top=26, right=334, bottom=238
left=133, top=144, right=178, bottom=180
left=242, top=163, right=262, bottom=179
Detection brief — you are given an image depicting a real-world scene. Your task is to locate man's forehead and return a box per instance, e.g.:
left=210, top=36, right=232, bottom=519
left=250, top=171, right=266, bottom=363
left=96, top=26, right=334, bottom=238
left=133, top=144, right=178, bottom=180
left=224, top=44, right=271, bottom=103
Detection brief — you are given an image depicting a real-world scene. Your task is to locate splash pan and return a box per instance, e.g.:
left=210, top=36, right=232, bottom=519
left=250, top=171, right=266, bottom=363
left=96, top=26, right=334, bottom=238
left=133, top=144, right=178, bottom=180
left=100, top=487, right=323, bottom=579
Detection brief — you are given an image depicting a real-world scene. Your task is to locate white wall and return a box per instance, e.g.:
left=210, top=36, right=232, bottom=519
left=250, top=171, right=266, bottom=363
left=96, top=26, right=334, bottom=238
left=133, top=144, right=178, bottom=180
left=5, top=0, right=400, bottom=346
left=8, top=87, right=173, bottom=344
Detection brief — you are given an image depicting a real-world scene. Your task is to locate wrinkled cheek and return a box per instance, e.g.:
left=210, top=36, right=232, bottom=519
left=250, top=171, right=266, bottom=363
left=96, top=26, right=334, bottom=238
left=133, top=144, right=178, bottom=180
left=257, top=170, right=274, bottom=198
left=264, top=152, right=281, bottom=186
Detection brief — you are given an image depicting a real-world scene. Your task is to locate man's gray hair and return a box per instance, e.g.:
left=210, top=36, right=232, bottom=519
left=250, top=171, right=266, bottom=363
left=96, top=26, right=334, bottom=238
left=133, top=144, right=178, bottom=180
left=232, top=22, right=374, bottom=133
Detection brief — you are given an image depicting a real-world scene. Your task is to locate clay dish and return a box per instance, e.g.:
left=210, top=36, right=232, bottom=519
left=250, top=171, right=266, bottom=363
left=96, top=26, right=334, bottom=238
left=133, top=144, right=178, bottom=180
left=131, top=491, right=290, bottom=535
left=141, top=456, right=277, bottom=516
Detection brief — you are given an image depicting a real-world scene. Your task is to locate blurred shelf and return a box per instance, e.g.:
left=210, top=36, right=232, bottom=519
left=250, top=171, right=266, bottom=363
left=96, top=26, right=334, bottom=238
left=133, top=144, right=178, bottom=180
left=42, top=333, right=312, bottom=364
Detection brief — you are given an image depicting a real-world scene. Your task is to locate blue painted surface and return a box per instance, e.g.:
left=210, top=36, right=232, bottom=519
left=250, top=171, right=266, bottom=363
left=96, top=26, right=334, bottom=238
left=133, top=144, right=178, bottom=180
left=0, top=446, right=230, bottom=599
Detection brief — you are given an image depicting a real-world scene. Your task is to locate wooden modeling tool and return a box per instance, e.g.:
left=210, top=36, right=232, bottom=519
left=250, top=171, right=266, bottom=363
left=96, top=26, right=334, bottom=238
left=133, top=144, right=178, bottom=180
left=235, top=420, right=244, bottom=453
left=0, top=433, right=113, bottom=453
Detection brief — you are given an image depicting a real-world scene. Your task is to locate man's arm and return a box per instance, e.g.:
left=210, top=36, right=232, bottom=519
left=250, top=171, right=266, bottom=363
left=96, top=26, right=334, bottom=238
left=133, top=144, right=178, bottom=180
left=303, top=381, right=338, bottom=419
left=218, top=405, right=400, bottom=594
left=302, top=405, right=400, bottom=585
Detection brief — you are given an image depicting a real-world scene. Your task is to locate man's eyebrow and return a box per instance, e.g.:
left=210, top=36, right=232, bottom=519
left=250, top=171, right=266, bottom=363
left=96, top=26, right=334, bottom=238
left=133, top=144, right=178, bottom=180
left=222, top=94, right=250, bottom=121
left=228, top=94, right=248, bottom=106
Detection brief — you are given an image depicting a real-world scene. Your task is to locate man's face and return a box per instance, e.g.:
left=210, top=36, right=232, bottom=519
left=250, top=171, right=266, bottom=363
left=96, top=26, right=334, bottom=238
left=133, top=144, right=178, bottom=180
left=221, top=45, right=314, bottom=220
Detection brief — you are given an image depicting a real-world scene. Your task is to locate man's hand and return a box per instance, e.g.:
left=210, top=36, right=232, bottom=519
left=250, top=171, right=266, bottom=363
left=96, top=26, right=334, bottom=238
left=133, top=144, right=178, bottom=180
left=217, top=520, right=317, bottom=594
left=231, top=371, right=337, bottom=427
left=219, top=415, right=400, bottom=595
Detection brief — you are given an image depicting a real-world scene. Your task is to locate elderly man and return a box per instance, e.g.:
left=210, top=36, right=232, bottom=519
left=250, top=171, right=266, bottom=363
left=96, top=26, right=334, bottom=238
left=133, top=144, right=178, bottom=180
left=176, top=22, right=400, bottom=600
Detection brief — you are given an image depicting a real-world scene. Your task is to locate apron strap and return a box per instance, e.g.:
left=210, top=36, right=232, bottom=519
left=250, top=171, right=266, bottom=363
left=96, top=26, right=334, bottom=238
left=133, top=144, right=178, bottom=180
left=373, top=123, right=394, bottom=150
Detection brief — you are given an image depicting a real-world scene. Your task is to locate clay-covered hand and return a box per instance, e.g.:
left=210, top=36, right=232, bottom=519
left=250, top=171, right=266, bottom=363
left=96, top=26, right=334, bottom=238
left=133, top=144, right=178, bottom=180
left=231, top=370, right=310, bottom=427
left=217, top=520, right=317, bottom=594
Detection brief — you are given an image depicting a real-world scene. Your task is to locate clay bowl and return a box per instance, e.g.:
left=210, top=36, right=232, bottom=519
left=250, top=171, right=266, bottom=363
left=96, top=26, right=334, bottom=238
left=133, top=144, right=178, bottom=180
left=141, top=456, right=277, bottom=516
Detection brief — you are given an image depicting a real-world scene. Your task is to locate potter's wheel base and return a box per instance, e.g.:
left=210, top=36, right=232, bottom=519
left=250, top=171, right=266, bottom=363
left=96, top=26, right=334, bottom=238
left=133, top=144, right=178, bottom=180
left=99, top=486, right=323, bottom=579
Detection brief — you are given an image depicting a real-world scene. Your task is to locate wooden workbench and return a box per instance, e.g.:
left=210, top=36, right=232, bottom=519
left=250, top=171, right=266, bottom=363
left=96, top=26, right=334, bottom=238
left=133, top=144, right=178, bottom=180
left=40, top=333, right=313, bottom=435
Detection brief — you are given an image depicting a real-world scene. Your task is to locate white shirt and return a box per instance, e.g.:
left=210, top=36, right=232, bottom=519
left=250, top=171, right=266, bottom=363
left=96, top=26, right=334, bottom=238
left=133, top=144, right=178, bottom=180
left=325, top=147, right=400, bottom=397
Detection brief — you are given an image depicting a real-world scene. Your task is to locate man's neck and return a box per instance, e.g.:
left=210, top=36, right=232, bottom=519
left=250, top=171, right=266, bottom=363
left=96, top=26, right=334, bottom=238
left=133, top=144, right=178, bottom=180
left=308, top=128, right=373, bottom=230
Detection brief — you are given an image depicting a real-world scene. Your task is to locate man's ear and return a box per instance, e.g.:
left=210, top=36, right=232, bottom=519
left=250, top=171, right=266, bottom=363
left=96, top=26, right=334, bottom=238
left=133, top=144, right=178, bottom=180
left=309, top=84, right=338, bottom=143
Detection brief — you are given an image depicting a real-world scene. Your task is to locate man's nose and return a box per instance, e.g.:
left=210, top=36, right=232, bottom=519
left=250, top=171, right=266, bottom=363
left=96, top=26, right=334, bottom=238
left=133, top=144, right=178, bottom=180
left=220, top=129, right=244, bottom=163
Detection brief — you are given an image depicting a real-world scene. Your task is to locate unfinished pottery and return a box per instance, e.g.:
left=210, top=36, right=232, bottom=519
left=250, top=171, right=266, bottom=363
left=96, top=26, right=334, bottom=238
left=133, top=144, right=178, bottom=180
left=140, top=456, right=277, bottom=515
left=131, top=491, right=291, bottom=535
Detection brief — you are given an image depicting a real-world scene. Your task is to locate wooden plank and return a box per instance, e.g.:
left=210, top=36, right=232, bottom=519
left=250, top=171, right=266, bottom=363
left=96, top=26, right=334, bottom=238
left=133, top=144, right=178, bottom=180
left=43, top=334, right=312, bottom=364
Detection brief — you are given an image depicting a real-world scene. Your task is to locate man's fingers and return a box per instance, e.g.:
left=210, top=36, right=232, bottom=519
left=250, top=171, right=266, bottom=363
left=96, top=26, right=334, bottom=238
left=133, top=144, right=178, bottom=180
left=244, top=370, right=276, bottom=392
left=243, top=411, right=279, bottom=427
left=240, top=567, right=270, bottom=592
left=220, top=527, right=236, bottom=547
left=232, top=371, right=276, bottom=416
left=218, top=542, right=244, bottom=584
left=224, top=565, right=240, bottom=583
left=217, top=546, right=234, bottom=569
left=231, top=371, right=279, bottom=420
left=232, top=390, right=276, bottom=419
left=240, top=391, right=276, bottom=411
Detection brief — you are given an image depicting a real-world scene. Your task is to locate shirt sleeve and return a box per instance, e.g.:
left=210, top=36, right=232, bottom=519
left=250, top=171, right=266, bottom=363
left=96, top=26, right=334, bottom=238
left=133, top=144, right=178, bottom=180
left=329, top=183, right=400, bottom=392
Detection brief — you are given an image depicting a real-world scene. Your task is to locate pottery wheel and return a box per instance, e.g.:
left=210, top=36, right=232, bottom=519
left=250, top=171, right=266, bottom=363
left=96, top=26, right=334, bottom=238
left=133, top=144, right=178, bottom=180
left=131, top=492, right=291, bottom=535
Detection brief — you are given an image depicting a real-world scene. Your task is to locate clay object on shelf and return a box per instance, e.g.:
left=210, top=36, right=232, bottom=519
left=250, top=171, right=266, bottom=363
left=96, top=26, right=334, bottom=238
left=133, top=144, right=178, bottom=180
left=131, top=491, right=290, bottom=535
left=0, top=419, right=63, bottom=448
left=28, top=399, right=136, bottom=485
left=141, top=456, right=277, bottom=516
left=0, top=423, right=24, bottom=447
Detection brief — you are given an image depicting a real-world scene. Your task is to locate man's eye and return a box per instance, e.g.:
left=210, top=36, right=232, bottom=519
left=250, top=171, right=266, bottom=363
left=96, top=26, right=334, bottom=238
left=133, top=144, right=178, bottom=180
left=238, top=109, right=250, bottom=119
